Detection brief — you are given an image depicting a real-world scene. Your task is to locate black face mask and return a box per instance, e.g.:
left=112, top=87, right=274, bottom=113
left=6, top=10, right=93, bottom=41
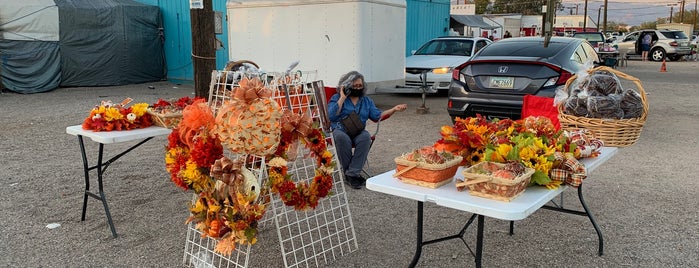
left=349, top=88, right=363, bottom=97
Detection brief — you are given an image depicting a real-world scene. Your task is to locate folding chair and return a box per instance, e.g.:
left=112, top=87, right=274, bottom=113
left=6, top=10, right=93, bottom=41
left=322, top=87, right=390, bottom=178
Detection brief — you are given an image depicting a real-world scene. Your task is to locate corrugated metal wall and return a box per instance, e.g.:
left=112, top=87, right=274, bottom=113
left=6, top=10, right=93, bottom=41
left=405, top=0, right=451, bottom=56
left=135, top=0, right=229, bottom=81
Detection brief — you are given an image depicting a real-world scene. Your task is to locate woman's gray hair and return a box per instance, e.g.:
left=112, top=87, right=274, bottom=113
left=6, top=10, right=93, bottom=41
left=337, top=71, right=367, bottom=95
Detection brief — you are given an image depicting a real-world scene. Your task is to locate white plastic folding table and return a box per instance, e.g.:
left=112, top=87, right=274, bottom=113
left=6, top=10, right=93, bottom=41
left=366, top=147, right=618, bottom=268
left=66, top=125, right=171, bottom=237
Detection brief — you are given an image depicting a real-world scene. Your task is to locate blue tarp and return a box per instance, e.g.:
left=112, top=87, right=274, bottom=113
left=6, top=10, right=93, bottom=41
left=0, top=0, right=165, bottom=93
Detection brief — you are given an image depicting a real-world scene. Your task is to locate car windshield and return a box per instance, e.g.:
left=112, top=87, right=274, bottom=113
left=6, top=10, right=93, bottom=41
left=661, top=31, right=688, bottom=39
left=414, top=40, right=474, bottom=56
left=573, top=33, right=604, bottom=42
left=477, top=41, right=568, bottom=58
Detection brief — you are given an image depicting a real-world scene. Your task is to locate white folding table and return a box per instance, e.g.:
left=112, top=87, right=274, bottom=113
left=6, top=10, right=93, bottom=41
left=366, top=147, right=618, bottom=267
left=66, top=125, right=171, bottom=237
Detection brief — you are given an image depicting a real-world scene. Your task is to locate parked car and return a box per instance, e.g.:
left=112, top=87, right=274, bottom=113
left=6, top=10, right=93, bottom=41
left=616, top=29, right=692, bottom=61
left=447, top=37, right=599, bottom=121
left=572, top=31, right=607, bottom=49
left=404, top=36, right=493, bottom=94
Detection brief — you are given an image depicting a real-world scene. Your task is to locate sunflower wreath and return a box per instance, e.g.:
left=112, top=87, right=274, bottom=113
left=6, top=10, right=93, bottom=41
left=267, top=111, right=335, bottom=210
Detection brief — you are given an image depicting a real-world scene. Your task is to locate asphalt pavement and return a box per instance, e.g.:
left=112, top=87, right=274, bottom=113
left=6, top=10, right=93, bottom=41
left=1, top=59, right=698, bottom=267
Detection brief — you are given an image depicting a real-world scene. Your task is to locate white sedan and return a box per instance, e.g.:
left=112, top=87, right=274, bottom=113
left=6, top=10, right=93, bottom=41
left=403, top=37, right=492, bottom=93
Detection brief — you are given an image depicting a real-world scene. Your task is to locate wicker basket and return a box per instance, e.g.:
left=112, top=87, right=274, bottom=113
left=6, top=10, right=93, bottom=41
left=456, top=162, right=535, bottom=202
left=394, top=156, right=463, bottom=188
left=147, top=109, right=182, bottom=129
left=558, top=66, right=648, bottom=147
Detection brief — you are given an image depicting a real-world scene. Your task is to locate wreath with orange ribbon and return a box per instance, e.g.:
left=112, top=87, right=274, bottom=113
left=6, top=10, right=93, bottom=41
left=267, top=110, right=335, bottom=210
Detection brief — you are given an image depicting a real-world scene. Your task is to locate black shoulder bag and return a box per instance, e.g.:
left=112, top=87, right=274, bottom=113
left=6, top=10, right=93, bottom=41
left=341, top=101, right=365, bottom=138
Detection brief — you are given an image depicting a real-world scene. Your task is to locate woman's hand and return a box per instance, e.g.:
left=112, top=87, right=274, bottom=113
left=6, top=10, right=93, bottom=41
left=393, top=104, right=407, bottom=112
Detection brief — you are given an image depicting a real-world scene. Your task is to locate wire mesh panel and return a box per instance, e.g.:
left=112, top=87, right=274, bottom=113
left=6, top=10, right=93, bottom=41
left=183, top=69, right=357, bottom=268
left=183, top=222, right=252, bottom=268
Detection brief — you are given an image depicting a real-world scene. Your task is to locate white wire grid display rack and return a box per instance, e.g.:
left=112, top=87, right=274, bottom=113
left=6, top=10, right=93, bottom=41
left=183, top=69, right=358, bottom=268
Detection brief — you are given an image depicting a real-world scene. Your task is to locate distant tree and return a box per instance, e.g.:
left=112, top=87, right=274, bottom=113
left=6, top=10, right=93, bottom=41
left=474, top=0, right=489, bottom=14
left=491, top=0, right=562, bottom=15
left=640, top=21, right=656, bottom=30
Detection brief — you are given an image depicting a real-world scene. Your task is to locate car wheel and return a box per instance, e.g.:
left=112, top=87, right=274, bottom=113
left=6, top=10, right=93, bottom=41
left=668, top=55, right=682, bottom=61
left=650, top=48, right=666, bottom=62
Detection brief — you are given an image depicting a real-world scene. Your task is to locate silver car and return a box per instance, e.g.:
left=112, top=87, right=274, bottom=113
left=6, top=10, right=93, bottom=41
left=404, top=37, right=492, bottom=93
left=617, top=29, right=692, bottom=61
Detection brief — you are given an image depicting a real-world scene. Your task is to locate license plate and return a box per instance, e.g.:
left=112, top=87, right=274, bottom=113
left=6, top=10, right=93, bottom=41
left=489, top=76, right=514, bottom=89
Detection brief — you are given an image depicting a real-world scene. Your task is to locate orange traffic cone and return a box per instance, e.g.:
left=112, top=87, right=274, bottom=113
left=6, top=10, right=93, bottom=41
left=660, top=59, right=667, bottom=72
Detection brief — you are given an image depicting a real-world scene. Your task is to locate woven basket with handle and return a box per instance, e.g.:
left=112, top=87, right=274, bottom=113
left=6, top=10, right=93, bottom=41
left=557, top=66, right=648, bottom=147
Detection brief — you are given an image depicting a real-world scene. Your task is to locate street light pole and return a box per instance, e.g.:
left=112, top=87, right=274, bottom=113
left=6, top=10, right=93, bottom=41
left=596, top=6, right=603, bottom=32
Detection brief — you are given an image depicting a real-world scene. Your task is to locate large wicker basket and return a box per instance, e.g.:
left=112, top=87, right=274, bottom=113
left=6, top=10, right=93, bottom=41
left=394, top=156, right=463, bottom=188
left=558, top=66, right=648, bottom=147
left=147, top=109, right=182, bottom=129
left=456, top=162, right=535, bottom=202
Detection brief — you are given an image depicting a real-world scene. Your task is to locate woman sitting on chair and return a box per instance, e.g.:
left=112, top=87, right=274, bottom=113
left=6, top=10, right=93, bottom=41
left=328, top=71, right=407, bottom=189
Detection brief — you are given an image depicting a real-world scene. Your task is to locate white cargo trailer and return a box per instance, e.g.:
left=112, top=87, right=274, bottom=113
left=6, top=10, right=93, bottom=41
left=226, top=0, right=406, bottom=94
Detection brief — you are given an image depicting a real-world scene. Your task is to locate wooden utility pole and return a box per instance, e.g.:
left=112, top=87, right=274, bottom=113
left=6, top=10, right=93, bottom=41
left=583, top=0, right=588, bottom=31
left=603, top=0, right=608, bottom=34
left=190, top=0, right=216, bottom=98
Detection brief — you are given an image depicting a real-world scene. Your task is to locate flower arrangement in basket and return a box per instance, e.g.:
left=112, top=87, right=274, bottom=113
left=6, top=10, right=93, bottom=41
left=557, top=66, right=648, bottom=147
left=457, top=161, right=535, bottom=202
left=82, top=98, right=152, bottom=131
left=434, top=115, right=602, bottom=194
left=393, top=146, right=462, bottom=188
left=148, top=96, right=203, bottom=129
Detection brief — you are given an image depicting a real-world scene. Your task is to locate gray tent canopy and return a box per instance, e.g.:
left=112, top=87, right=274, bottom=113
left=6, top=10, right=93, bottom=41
left=451, top=15, right=498, bottom=30
left=0, top=0, right=165, bottom=93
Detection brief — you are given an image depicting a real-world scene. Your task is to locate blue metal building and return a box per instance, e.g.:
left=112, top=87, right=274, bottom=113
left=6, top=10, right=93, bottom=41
left=405, top=0, right=451, bottom=56
left=136, top=0, right=449, bottom=81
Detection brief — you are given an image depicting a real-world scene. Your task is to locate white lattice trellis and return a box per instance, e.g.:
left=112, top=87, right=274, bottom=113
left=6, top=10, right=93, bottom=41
left=183, top=68, right=358, bottom=268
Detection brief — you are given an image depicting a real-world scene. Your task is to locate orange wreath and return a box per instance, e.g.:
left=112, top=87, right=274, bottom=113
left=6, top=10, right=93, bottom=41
left=267, top=111, right=335, bottom=210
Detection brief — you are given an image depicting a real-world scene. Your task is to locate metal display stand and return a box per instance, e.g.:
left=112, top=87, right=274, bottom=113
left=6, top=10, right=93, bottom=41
left=183, top=69, right=358, bottom=267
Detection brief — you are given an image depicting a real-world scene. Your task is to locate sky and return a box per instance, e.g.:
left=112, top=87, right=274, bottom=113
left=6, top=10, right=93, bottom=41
left=559, top=0, right=699, bottom=26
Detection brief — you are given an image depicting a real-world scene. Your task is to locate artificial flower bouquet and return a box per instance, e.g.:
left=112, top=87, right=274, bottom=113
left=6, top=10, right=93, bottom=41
left=393, top=146, right=462, bottom=188
left=81, top=98, right=152, bottom=131
left=434, top=115, right=602, bottom=192
left=148, top=96, right=204, bottom=128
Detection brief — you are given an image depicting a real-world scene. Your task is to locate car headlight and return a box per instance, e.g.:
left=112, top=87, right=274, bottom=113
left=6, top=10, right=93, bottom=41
left=432, top=67, right=451, bottom=74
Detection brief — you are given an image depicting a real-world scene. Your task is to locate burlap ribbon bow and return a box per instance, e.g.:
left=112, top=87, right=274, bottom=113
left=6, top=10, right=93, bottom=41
left=279, top=110, right=313, bottom=159
left=550, top=152, right=587, bottom=187
left=210, top=156, right=260, bottom=200
left=233, top=77, right=272, bottom=106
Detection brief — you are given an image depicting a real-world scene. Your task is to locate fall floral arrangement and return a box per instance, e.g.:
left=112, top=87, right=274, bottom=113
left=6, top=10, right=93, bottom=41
left=435, top=115, right=600, bottom=189
left=82, top=98, right=152, bottom=131
left=187, top=156, right=269, bottom=256
left=164, top=78, right=337, bottom=255
left=165, top=98, right=270, bottom=255
left=165, top=99, right=223, bottom=192
left=267, top=111, right=335, bottom=210
left=215, top=77, right=282, bottom=156
left=149, top=96, right=204, bottom=128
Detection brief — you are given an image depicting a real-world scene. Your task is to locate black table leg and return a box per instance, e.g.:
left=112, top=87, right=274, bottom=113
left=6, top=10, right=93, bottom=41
left=409, top=201, right=424, bottom=268
left=475, top=215, right=484, bottom=268
left=577, top=185, right=604, bottom=255
left=96, top=143, right=118, bottom=238
left=542, top=185, right=604, bottom=256
left=76, top=135, right=153, bottom=238
left=78, top=136, right=90, bottom=222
